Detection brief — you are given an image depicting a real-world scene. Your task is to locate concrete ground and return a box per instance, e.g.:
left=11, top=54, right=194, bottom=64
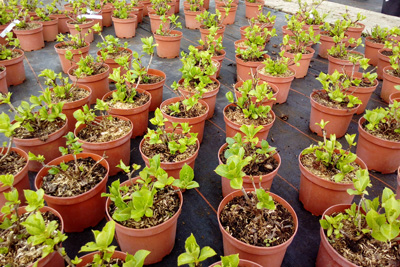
left=327, top=0, right=382, bottom=12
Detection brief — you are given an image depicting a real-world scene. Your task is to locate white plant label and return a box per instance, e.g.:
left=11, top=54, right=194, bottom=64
left=77, top=14, right=103, bottom=19
left=0, top=20, right=21, bottom=38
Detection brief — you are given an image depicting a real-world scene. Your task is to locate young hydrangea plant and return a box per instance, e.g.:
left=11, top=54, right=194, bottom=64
left=177, top=233, right=217, bottom=267
left=156, top=14, right=182, bottom=36
left=260, top=50, right=300, bottom=77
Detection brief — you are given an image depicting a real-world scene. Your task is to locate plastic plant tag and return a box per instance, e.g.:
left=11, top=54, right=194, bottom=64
left=77, top=10, right=102, bottom=20
left=0, top=20, right=21, bottom=38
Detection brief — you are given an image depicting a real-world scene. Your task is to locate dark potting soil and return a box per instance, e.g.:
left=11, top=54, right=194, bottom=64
left=162, top=101, right=207, bottom=118
left=258, top=66, right=295, bottom=78
left=103, top=49, right=131, bottom=60
left=81, top=258, right=126, bottom=267
left=362, top=120, right=400, bottom=142
left=51, top=87, right=90, bottom=103
left=325, top=212, right=400, bottom=266
left=333, top=51, right=364, bottom=61
left=13, top=117, right=66, bottom=141
left=105, top=91, right=150, bottom=109
left=142, top=133, right=198, bottom=162
left=178, top=80, right=219, bottom=93
left=221, top=144, right=279, bottom=177
left=312, top=90, right=355, bottom=110
left=57, top=42, right=88, bottom=50
left=77, top=116, right=131, bottom=143
left=71, top=63, right=108, bottom=77
left=224, top=104, right=273, bottom=126
left=238, top=54, right=265, bottom=63
left=0, top=150, right=26, bottom=176
left=220, top=192, right=295, bottom=247
left=138, top=74, right=164, bottom=84
left=0, top=211, right=61, bottom=266
left=350, top=77, right=377, bottom=87
left=367, top=37, right=385, bottom=44
left=236, top=83, right=274, bottom=95
left=287, top=47, right=312, bottom=54
left=15, top=22, right=41, bottom=30
left=386, top=68, right=400, bottom=79
left=109, top=185, right=180, bottom=229
left=41, top=157, right=107, bottom=197
left=300, top=153, right=361, bottom=183
left=381, top=50, right=393, bottom=57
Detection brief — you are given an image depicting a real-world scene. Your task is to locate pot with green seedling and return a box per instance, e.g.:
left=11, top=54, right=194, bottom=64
left=217, top=124, right=281, bottom=197
left=154, top=14, right=183, bottom=58
left=210, top=254, right=263, bottom=267
left=256, top=50, right=297, bottom=104
left=46, top=0, right=71, bottom=34
left=365, top=25, right=390, bottom=66
left=148, top=0, right=172, bottom=33
left=215, top=0, right=235, bottom=25
left=319, top=19, right=350, bottom=59
left=34, top=7, right=59, bottom=42
left=253, top=11, right=276, bottom=31
left=140, top=108, right=200, bottom=177
left=310, top=71, right=361, bottom=137
left=235, top=23, right=276, bottom=52
left=0, top=33, right=25, bottom=86
left=317, top=170, right=400, bottom=266
left=381, top=44, right=400, bottom=103
left=389, top=85, right=400, bottom=104
left=356, top=102, right=400, bottom=173
left=224, top=86, right=275, bottom=140
left=282, top=14, right=320, bottom=78
left=39, top=69, right=92, bottom=132
left=245, top=0, right=263, bottom=19
left=103, top=155, right=199, bottom=264
left=196, top=10, right=226, bottom=44
left=32, top=132, right=109, bottom=232
left=0, top=65, right=6, bottom=93
left=112, top=0, right=137, bottom=38
left=66, top=4, right=96, bottom=43
left=0, top=174, right=70, bottom=267
left=102, top=66, right=152, bottom=138
left=214, top=155, right=298, bottom=266
left=295, top=0, right=327, bottom=35
left=299, top=120, right=367, bottom=215
left=234, top=77, right=278, bottom=108
left=128, top=1, right=144, bottom=25
left=327, top=36, right=364, bottom=75
left=183, top=0, right=204, bottom=29
left=0, top=92, right=68, bottom=172
left=73, top=100, right=133, bottom=176
left=0, top=5, right=13, bottom=45
left=239, top=17, right=275, bottom=43
left=342, top=11, right=366, bottom=48
left=13, top=11, right=45, bottom=51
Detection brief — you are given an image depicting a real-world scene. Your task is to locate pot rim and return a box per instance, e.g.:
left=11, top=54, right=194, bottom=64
left=102, top=88, right=152, bottom=113
left=0, top=147, right=29, bottom=192
left=223, top=102, right=276, bottom=129
left=160, top=96, right=210, bottom=121
left=358, top=117, right=400, bottom=146
left=310, top=90, right=360, bottom=113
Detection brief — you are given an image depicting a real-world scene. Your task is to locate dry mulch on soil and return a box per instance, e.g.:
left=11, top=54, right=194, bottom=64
left=312, top=90, right=355, bottom=110
left=13, top=117, right=66, bottom=141
left=224, top=104, right=274, bottom=126
left=105, top=92, right=150, bottom=109
left=77, top=116, right=131, bottom=143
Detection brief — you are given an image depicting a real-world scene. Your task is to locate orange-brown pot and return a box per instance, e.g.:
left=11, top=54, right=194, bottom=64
left=184, top=8, right=203, bottom=29
left=381, top=66, right=400, bottom=103
left=140, top=0, right=152, bottom=16
left=256, top=65, right=296, bottom=104
left=299, top=153, right=367, bottom=216
left=199, top=25, right=225, bottom=44
left=96, top=48, right=133, bottom=79
left=397, top=167, right=400, bottom=200
left=356, top=117, right=400, bottom=174
left=282, top=25, right=294, bottom=37
left=327, top=51, right=363, bottom=75
left=35, top=152, right=109, bottom=232
left=160, top=96, right=209, bottom=143
left=223, top=103, right=275, bottom=140
left=149, top=13, right=169, bottom=33
left=13, top=119, right=68, bottom=172
left=13, top=23, right=45, bottom=51
left=217, top=3, right=237, bottom=25
left=74, top=115, right=133, bottom=176
left=345, top=23, right=365, bottom=47
left=344, top=72, right=378, bottom=114
left=240, top=25, right=272, bottom=43
left=0, top=49, right=25, bottom=86
left=50, top=13, right=70, bottom=33
left=284, top=46, right=315, bottom=78
left=218, top=190, right=298, bottom=267
left=154, top=30, right=183, bottom=58
left=66, top=19, right=95, bottom=43
left=377, top=48, right=391, bottom=79
left=0, top=66, right=7, bottom=93
left=68, top=63, right=110, bottom=105
left=102, top=89, right=151, bottom=138
left=210, top=259, right=262, bottom=267
left=245, top=0, right=263, bottom=19
left=309, top=90, right=358, bottom=138
left=140, top=138, right=200, bottom=179
left=218, top=143, right=281, bottom=197
left=102, top=5, right=114, bottom=27
left=318, top=32, right=335, bottom=59
left=178, top=78, right=220, bottom=119
left=234, top=80, right=279, bottom=108
left=76, top=251, right=127, bottom=266
left=36, top=17, right=58, bottom=42
left=174, top=0, right=180, bottom=13
left=0, top=23, right=10, bottom=45
left=364, top=36, right=385, bottom=66
left=105, top=178, right=183, bottom=264
left=136, top=68, right=166, bottom=111
left=55, top=41, right=90, bottom=74
left=389, top=91, right=400, bottom=104
left=112, top=16, right=137, bottom=38
left=302, top=23, right=322, bottom=36
left=236, top=54, right=269, bottom=82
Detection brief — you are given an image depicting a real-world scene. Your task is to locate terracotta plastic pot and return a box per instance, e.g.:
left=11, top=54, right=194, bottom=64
left=35, top=153, right=109, bottom=232
left=66, top=19, right=95, bottom=43
left=234, top=80, right=279, bottom=108
left=327, top=51, right=363, bottom=75
left=50, top=13, right=70, bottom=33
left=282, top=25, right=294, bottom=37
left=140, top=138, right=200, bottom=179
left=55, top=42, right=90, bottom=74
left=223, top=103, right=275, bottom=140
left=0, top=66, right=7, bottom=93
left=68, top=63, right=110, bottom=105
left=0, top=49, right=25, bottom=86
left=149, top=13, right=169, bottom=34
left=112, top=16, right=137, bottom=38
left=102, top=89, right=151, bottom=138
left=389, top=91, right=400, bottom=104
left=96, top=48, right=132, bottom=79
left=140, top=0, right=152, bottom=16
left=364, top=36, right=384, bottom=66
left=74, top=115, right=133, bottom=176
left=76, top=251, right=127, bottom=267
left=174, top=0, right=180, bottom=13
left=316, top=204, right=358, bottom=267
left=381, top=66, right=400, bottom=103
left=217, top=3, right=237, bottom=25
left=91, top=10, right=103, bottom=31
left=0, top=23, right=10, bottom=45
left=184, top=8, right=203, bottom=29
left=345, top=23, right=365, bottom=48
left=218, top=190, right=298, bottom=267
left=377, top=48, right=391, bottom=80
left=102, top=5, right=114, bottom=27
left=318, top=33, right=335, bottom=59
left=136, top=68, right=166, bottom=111
left=203, top=0, right=210, bottom=9
left=160, top=96, right=209, bottom=143
left=178, top=78, right=220, bottom=119
left=199, top=25, right=225, bottom=44
left=36, top=17, right=58, bottom=42
left=240, top=25, right=272, bottom=43
left=236, top=54, right=269, bottom=82
left=397, top=167, right=400, bottom=200
left=257, top=65, right=296, bottom=104
left=154, top=30, right=183, bottom=59
left=129, top=9, right=140, bottom=28
left=356, top=117, right=400, bottom=173
left=284, top=46, right=315, bottom=78
left=0, top=147, right=29, bottom=207
left=245, top=0, right=263, bottom=19
left=234, top=39, right=264, bottom=52
left=105, top=178, right=183, bottom=265
left=299, top=153, right=367, bottom=216
left=213, top=49, right=226, bottom=77
left=309, top=90, right=358, bottom=138
left=130, top=5, right=144, bottom=24
left=13, top=23, right=45, bottom=51
left=344, top=72, right=378, bottom=114
left=13, top=119, right=68, bottom=172
left=302, top=23, right=322, bottom=36
left=59, top=84, right=92, bottom=133
left=210, top=259, right=262, bottom=267
left=218, top=143, right=281, bottom=197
